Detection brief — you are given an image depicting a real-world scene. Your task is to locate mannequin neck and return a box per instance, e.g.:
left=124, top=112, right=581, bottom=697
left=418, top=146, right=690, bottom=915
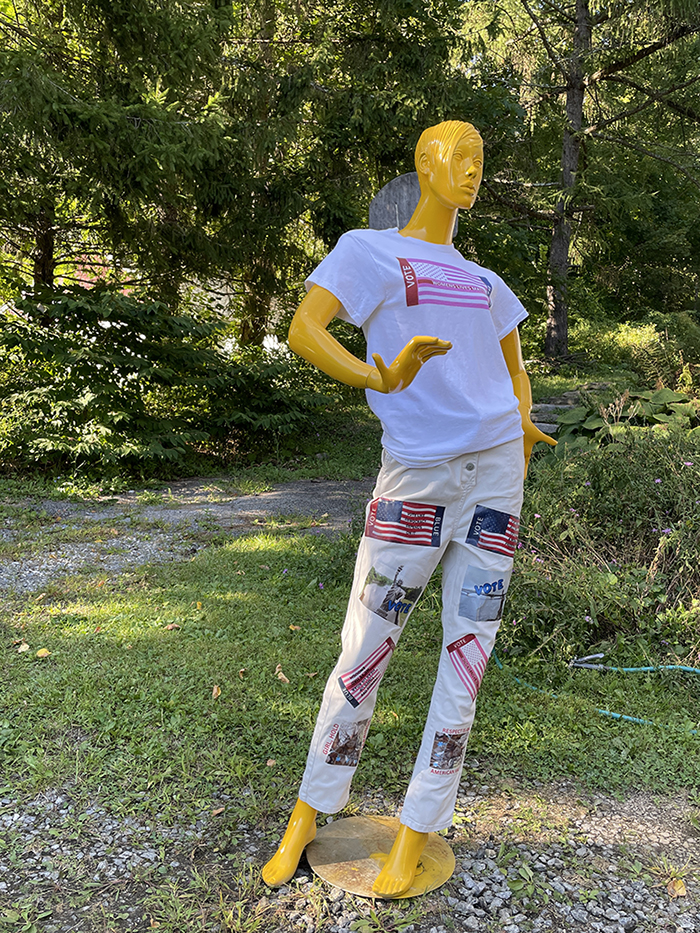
left=399, top=193, right=457, bottom=245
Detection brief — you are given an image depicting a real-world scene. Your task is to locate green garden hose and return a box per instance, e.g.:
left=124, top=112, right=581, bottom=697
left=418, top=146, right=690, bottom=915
left=491, top=652, right=699, bottom=736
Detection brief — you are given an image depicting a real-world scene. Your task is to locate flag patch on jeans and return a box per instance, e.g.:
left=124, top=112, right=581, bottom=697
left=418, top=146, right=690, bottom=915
left=365, top=497, right=445, bottom=547
left=447, top=634, right=488, bottom=701
left=338, top=637, right=396, bottom=708
left=466, top=505, right=519, bottom=557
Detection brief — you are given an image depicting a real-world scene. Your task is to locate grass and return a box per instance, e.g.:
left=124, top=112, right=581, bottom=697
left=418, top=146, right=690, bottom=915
left=3, top=526, right=699, bottom=810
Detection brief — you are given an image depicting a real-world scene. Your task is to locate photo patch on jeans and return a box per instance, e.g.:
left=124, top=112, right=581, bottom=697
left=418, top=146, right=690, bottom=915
left=323, top=719, right=371, bottom=767
left=447, top=634, right=488, bottom=701
left=359, top=563, right=424, bottom=626
left=458, top=564, right=511, bottom=622
left=430, top=728, right=470, bottom=775
left=338, top=637, right=396, bottom=708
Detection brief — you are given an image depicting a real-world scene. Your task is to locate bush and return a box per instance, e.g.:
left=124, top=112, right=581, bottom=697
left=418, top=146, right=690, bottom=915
left=0, top=287, right=329, bottom=472
left=503, top=427, right=700, bottom=660
left=569, top=313, right=700, bottom=387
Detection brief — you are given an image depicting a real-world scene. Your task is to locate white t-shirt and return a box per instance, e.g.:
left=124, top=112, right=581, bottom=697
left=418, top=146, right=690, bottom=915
left=306, top=227, right=527, bottom=468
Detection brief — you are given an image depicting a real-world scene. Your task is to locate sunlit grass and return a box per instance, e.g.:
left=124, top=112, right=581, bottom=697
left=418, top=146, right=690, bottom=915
left=2, top=526, right=700, bottom=826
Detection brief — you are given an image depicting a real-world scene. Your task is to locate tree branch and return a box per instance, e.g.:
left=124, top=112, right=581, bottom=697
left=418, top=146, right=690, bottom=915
left=590, top=132, right=700, bottom=190
left=481, top=179, right=556, bottom=221
left=519, top=0, right=570, bottom=80
left=588, top=23, right=700, bottom=83
left=599, top=73, right=700, bottom=123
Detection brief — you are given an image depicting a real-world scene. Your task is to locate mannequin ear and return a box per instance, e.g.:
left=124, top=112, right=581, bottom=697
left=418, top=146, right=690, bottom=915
left=418, top=152, right=431, bottom=177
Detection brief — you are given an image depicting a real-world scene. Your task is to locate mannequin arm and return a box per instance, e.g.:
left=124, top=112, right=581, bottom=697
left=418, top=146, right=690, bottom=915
left=288, top=284, right=452, bottom=393
left=500, top=328, right=556, bottom=476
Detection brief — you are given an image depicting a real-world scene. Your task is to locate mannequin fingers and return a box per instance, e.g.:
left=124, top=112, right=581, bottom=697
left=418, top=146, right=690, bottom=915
left=411, top=336, right=452, bottom=351
left=416, top=346, right=450, bottom=362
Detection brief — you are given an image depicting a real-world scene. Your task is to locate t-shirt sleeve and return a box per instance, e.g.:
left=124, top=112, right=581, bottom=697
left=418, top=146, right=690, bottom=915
left=305, top=231, right=386, bottom=327
left=489, top=273, right=528, bottom=340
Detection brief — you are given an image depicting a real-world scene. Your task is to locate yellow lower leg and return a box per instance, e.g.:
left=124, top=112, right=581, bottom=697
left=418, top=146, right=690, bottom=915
left=262, top=799, right=318, bottom=887
left=372, top=824, right=428, bottom=898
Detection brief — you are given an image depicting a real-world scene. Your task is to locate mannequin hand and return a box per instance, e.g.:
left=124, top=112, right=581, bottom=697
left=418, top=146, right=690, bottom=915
left=366, top=336, right=452, bottom=393
left=523, top=418, right=556, bottom=477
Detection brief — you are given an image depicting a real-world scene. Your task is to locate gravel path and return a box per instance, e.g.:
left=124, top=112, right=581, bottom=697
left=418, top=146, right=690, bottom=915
left=2, top=777, right=697, bottom=932
left=2, top=476, right=698, bottom=931
left=0, top=477, right=374, bottom=593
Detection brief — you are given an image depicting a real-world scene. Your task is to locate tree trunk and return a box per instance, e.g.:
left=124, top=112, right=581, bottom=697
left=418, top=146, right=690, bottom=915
left=236, top=0, right=276, bottom=347
left=33, top=206, right=55, bottom=290
left=545, top=0, right=591, bottom=359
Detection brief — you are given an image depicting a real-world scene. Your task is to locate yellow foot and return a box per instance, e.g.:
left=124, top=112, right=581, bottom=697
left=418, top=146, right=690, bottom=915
left=262, top=799, right=318, bottom=887
left=372, top=825, right=428, bottom=898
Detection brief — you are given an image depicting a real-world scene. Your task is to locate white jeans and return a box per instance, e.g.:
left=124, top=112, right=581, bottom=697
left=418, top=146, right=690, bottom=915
left=299, top=438, right=524, bottom=833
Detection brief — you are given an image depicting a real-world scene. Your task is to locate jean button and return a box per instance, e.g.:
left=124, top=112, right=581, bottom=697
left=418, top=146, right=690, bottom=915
left=466, top=462, right=475, bottom=471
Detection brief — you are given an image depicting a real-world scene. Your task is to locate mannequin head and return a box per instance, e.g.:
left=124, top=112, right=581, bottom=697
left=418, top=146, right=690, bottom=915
left=415, top=121, right=483, bottom=211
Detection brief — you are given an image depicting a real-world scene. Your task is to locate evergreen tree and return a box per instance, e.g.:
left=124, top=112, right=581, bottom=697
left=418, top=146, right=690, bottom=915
left=467, top=0, right=700, bottom=357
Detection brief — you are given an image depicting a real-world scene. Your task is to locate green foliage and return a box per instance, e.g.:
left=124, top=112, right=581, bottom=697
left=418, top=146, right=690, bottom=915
left=569, top=315, right=700, bottom=388
left=0, top=287, right=328, bottom=470
left=551, top=388, right=700, bottom=458
left=505, top=427, right=700, bottom=655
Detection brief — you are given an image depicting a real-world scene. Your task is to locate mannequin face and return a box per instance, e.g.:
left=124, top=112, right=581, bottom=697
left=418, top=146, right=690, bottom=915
left=420, top=130, right=483, bottom=210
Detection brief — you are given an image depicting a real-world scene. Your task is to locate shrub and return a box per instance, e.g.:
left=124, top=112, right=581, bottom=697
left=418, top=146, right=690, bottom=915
left=0, top=288, right=329, bottom=471
left=504, top=427, right=700, bottom=659
left=569, top=313, right=700, bottom=387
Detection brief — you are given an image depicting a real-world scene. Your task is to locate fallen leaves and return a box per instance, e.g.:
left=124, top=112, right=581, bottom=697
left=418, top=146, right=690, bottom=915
left=266, top=759, right=276, bottom=767
left=305, top=671, right=318, bottom=678
left=275, top=663, right=289, bottom=683
left=17, top=642, right=30, bottom=653
left=238, top=668, right=246, bottom=680
left=164, top=623, right=180, bottom=631
left=289, top=624, right=300, bottom=631
left=196, top=601, right=202, bottom=610
left=211, top=806, right=225, bottom=817
left=212, top=684, right=221, bottom=699
left=668, top=878, right=687, bottom=898
left=36, top=648, right=51, bottom=659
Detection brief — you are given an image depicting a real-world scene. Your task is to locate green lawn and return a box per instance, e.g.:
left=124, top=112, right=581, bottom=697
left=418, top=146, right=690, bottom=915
left=3, top=526, right=699, bottom=823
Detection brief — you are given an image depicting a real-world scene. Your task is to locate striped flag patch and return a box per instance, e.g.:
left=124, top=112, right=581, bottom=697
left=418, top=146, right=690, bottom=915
left=447, top=634, right=488, bottom=701
left=338, top=637, right=396, bottom=708
left=365, top=497, right=445, bottom=548
left=398, top=257, right=491, bottom=311
left=466, top=505, right=520, bottom=557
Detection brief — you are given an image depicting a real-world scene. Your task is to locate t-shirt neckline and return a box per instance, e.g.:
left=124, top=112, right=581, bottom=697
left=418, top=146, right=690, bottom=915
left=382, top=227, right=458, bottom=252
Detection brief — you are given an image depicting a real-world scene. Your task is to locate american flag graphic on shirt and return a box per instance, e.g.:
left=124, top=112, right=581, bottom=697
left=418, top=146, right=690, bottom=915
left=365, top=498, right=445, bottom=548
left=447, top=634, right=488, bottom=701
left=466, top=505, right=520, bottom=557
left=398, top=257, right=491, bottom=311
left=338, top=637, right=396, bottom=708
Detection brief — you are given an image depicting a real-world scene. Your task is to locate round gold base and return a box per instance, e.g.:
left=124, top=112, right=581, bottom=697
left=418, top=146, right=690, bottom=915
left=305, top=815, right=455, bottom=899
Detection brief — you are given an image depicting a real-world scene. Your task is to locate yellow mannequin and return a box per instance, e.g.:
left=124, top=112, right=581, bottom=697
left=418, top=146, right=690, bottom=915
left=263, top=121, right=554, bottom=897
